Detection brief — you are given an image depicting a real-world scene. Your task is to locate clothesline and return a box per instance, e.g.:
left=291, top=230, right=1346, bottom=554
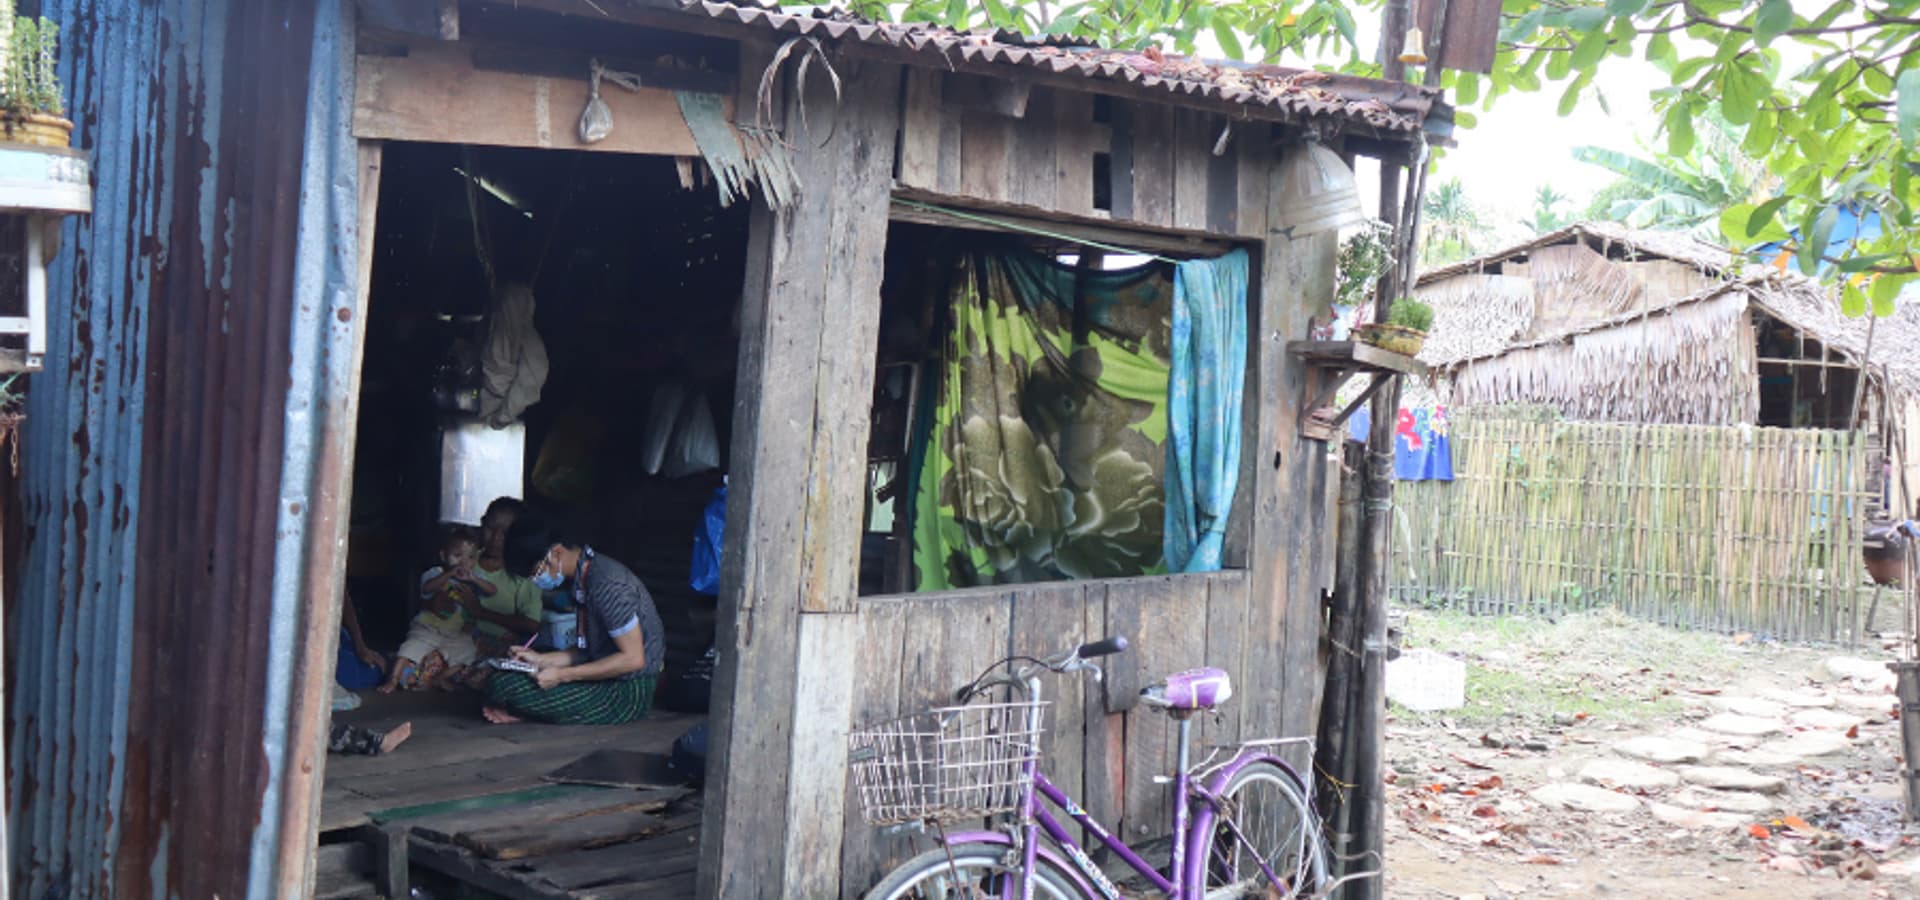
left=889, top=197, right=1181, bottom=264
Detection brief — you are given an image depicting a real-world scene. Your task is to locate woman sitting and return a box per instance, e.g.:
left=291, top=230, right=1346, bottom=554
left=481, top=514, right=666, bottom=725
left=463, top=496, right=544, bottom=686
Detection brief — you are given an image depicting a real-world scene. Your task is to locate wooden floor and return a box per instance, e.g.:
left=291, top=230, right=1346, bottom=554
left=322, top=692, right=706, bottom=899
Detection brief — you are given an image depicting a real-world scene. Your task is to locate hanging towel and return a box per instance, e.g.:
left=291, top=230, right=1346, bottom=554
left=1348, top=406, right=1455, bottom=482
left=1165, top=250, right=1249, bottom=573
left=477, top=282, right=549, bottom=427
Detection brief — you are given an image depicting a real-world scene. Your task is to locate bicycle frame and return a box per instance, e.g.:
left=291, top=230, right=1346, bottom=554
left=945, top=673, right=1308, bottom=899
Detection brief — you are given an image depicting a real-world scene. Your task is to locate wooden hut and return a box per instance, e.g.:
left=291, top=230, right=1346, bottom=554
left=4, top=1, right=1450, bottom=897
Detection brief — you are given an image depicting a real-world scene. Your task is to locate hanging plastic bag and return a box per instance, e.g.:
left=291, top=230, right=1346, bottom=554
left=642, top=383, right=689, bottom=476
left=663, top=392, right=720, bottom=478
left=690, top=483, right=726, bottom=595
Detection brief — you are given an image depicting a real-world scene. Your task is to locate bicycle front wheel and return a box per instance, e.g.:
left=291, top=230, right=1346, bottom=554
left=1194, top=760, right=1331, bottom=899
left=865, top=841, right=1085, bottom=900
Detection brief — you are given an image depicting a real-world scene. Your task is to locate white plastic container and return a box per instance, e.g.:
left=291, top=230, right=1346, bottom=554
left=540, top=609, right=578, bottom=653
left=440, top=421, right=525, bottom=526
left=1385, top=647, right=1467, bottom=712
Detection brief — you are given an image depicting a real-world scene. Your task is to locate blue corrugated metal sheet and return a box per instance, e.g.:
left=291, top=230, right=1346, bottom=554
left=8, top=1, right=355, bottom=897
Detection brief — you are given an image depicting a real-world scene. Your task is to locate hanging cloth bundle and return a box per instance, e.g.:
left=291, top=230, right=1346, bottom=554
left=477, top=282, right=549, bottom=428
left=576, top=58, right=798, bottom=209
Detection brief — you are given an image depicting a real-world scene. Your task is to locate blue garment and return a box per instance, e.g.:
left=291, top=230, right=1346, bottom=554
left=690, top=484, right=726, bottom=595
left=334, top=626, right=383, bottom=691
left=1347, top=407, right=1455, bottom=482
left=1165, top=249, right=1249, bottom=572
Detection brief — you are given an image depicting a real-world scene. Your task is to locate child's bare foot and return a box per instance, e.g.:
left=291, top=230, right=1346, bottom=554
left=379, top=721, right=413, bottom=754
left=481, top=706, right=523, bottom=725
left=377, top=681, right=399, bottom=695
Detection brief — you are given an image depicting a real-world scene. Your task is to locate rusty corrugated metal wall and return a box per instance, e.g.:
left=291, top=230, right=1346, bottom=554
left=8, top=1, right=357, bottom=897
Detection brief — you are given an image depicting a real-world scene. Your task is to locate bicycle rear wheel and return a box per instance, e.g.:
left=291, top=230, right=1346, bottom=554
left=865, top=841, right=1084, bottom=900
left=1194, top=761, right=1330, bottom=899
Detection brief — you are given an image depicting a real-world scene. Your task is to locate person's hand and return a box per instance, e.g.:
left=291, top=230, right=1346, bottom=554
left=355, top=646, right=388, bottom=672
left=534, top=665, right=568, bottom=690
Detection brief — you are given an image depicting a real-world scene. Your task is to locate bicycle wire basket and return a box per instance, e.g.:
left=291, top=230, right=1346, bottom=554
left=848, top=699, right=1048, bottom=826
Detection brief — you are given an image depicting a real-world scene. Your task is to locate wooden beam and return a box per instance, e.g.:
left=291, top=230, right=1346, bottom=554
left=359, top=0, right=458, bottom=40
left=353, top=42, right=712, bottom=155
left=697, top=54, right=901, bottom=899
left=887, top=191, right=1241, bottom=255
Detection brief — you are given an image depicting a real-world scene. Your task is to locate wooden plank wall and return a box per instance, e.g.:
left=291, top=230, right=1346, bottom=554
left=839, top=572, right=1265, bottom=894
left=895, top=73, right=1271, bottom=239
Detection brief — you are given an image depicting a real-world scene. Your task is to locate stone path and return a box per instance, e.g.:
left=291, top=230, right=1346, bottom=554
left=1525, top=662, right=1891, bottom=831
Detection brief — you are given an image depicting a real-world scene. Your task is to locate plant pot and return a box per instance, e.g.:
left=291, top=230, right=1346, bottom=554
left=0, top=112, right=70, bottom=148
left=1353, top=322, right=1426, bottom=356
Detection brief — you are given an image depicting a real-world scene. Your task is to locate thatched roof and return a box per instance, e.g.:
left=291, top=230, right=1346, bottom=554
left=1417, top=221, right=1736, bottom=284
left=1433, top=273, right=1920, bottom=425
left=1414, top=223, right=1736, bottom=370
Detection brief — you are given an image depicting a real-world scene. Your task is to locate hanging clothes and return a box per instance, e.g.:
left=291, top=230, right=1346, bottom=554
left=1348, top=405, right=1455, bottom=482
left=1165, top=249, right=1249, bottom=572
left=477, top=282, right=549, bottom=427
left=911, top=246, right=1174, bottom=590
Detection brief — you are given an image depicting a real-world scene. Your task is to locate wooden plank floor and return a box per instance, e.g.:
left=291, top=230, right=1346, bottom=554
left=324, top=692, right=706, bottom=898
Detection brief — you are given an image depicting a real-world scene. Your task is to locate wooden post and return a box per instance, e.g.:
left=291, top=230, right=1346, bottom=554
left=1315, top=439, right=1367, bottom=872
left=696, top=51, right=901, bottom=899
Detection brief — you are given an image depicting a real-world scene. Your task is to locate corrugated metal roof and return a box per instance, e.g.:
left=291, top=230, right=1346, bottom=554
left=655, top=0, right=1445, bottom=135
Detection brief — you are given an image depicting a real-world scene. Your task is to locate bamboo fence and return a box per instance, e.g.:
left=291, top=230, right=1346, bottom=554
left=1393, top=411, right=1880, bottom=643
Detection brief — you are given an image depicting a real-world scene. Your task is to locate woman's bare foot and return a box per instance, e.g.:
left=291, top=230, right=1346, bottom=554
left=376, top=681, right=399, bottom=695
left=481, top=706, right=524, bottom=725
left=379, top=721, right=413, bottom=754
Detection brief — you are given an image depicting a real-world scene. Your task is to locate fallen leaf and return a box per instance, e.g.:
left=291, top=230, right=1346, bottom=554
left=1848, top=725, right=1861, bottom=739
left=1690, top=687, right=1724, bottom=696
left=1449, top=753, right=1493, bottom=770
left=1427, top=783, right=1448, bottom=793
left=1750, top=825, right=1773, bottom=840
left=1734, top=633, right=1753, bottom=645
left=1384, top=770, right=1400, bottom=785
left=1525, top=855, right=1562, bottom=866
left=1472, top=805, right=1499, bottom=818
left=1574, top=711, right=1590, bottom=721
left=1783, top=815, right=1812, bottom=831
left=1476, top=775, right=1504, bottom=790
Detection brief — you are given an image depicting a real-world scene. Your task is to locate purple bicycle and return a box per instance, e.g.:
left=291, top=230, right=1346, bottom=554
left=849, top=636, right=1333, bottom=899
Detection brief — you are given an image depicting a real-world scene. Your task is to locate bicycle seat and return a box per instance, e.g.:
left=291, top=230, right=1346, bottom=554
left=1140, top=667, right=1233, bottom=710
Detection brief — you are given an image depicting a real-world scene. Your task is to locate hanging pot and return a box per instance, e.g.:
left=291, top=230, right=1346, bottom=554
left=1, top=112, right=71, bottom=148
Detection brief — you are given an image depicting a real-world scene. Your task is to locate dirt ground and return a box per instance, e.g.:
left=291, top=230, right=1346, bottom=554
left=1380, top=608, right=1920, bottom=899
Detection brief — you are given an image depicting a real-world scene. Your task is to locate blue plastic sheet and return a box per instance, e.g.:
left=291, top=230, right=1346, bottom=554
left=690, top=484, right=726, bottom=595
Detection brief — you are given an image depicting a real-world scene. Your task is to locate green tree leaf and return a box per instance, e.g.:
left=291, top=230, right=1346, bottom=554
left=1570, top=30, right=1609, bottom=69
left=1566, top=7, right=1610, bottom=31
left=1753, top=0, right=1792, bottom=48
left=1899, top=69, right=1920, bottom=147
left=1666, top=105, right=1697, bottom=158
left=1646, top=30, right=1675, bottom=65
left=1747, top=196, right=1791, bottom=239
left=1800, top=205, right=1839, bottom=274
left=1213, top=20, right=1245, bottom=59
left=1455, top=71, right=1481, bottom=105
left=1842, top=279, right=1869, bottom=317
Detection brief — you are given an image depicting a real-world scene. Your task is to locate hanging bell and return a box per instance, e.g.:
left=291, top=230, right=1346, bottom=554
left=1399, top=27, right=1429, bottom=65
left=1273, top=138, right=1365, bottom=237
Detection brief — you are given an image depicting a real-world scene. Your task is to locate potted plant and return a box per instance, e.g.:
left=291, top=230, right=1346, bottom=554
left=0, top=9, right=68, bottom=148
left=1354, top=297, right=1432, bottom=356
left=1322, top=219, right=1394, bottom=338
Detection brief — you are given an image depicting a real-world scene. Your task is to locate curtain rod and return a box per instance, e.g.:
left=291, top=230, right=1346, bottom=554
left=889, top=198, right=1183, bottom=264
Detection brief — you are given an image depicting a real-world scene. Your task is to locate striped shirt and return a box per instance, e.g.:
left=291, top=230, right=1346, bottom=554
left=577, top=550, right=666, bottom=680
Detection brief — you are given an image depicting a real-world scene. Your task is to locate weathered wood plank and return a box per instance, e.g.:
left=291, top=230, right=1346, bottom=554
left=353, top=43, right=706, bottom=154
left=960, top=109, right=1014, bottom=204
left=1115, top=578, right=1178, bottom=838
left=840, top=599, right=910, bottom=898
left=1108, top=101, right=1135, bottom=220
left=1129, top=103, right=1176, bottom=228
left=1201, top=572, right=1249, bottom=751
left=1081, top=584, right=1125, bottom=833
left=1235, top=124, right=1272, bottom=239
left=406, top=788, right=680, bottom=845
left=462, top=808, right=700, bottom=861
left=1010, top=87, right=1059, bottom=210
left=1053, top=91, right=1098, bottom=217
left=699, top=51, right=903, bottom=899
left=781, top=614, right=861, bottom=893
left=897, top=68, right=943, bottom=190
left=936, top=104, right=965, bottom=195
left=1172, top=108, right=1212, bottom=232
left=535, top=840, right=701, bottom=890
left=1205, top=124, right=1241, bottom=235
left=1010, top=583, right=1088, bottom=806
left=409, top=837, right=571, bottom=900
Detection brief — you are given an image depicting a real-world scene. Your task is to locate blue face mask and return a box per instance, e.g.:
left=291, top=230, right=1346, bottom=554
left=532, top=569, right=563, bottom=592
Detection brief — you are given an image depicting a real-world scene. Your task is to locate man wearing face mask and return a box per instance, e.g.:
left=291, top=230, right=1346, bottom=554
left=479, top=513, right=667, bottom=725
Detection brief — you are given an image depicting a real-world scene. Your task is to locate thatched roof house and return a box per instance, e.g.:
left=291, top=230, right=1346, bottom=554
left=1416, top=221, right=1734, bottom=368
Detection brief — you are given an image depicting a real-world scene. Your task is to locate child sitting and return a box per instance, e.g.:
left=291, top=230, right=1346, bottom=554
left=379, top=527, right=496, bottom=692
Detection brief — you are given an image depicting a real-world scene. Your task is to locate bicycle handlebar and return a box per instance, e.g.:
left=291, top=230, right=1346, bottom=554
left=953, top=635, right=1130, bottom=702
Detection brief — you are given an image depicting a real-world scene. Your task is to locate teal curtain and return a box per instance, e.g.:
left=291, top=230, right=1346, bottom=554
left=1165, top=249, right=1249, bottom=572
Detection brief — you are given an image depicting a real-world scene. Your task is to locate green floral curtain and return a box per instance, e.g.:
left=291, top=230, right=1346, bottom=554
left=911, top=246, right=1173, bottom=591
